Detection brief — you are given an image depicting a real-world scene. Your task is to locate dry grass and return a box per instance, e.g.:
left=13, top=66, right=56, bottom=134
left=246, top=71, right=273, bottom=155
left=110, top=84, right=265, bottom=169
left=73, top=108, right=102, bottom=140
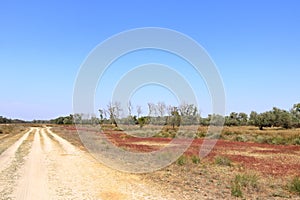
left=0, top=124, right=30, bottom=154
left=223, top=126, right=300, bottom=136
left=50, top=124, right=300, bottom=199
left=195, top=126, right=300, bottom=145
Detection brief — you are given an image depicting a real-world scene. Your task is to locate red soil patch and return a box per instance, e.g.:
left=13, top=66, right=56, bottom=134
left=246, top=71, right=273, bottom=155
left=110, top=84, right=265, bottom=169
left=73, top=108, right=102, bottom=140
left=62, top=126, right=300, bottom=176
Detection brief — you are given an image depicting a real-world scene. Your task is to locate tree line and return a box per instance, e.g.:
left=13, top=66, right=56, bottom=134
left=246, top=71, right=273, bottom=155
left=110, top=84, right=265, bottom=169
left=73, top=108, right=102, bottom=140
left=0, top=116, right=26, bottom=124
left=50, top=102, right=300, bottom=130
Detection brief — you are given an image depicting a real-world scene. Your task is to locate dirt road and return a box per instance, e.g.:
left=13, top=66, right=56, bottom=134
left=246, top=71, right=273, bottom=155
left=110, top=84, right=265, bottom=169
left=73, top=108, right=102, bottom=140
left=0, top=127, right=172, bottom=200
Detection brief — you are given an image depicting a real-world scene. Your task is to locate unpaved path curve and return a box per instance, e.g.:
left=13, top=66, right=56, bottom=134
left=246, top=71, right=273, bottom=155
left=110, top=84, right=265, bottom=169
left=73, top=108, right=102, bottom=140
left=0, top=127, right=173, bottom=200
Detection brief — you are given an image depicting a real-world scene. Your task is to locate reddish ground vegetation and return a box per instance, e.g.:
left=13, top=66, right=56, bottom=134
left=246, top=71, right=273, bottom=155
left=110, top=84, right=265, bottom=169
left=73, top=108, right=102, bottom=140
left=62, top=125, right=300, bottom=176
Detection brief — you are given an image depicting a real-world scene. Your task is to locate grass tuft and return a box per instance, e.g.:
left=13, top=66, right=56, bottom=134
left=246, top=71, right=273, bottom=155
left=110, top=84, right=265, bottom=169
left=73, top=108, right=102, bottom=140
left=231, top=181, right=243, bottom=197
left=214, top=156, right=232, bottom=167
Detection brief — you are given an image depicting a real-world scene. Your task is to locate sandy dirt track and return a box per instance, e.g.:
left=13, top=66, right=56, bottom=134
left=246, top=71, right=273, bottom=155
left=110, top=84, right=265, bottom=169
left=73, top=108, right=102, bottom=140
left=0, top=127, right=173, bottom=200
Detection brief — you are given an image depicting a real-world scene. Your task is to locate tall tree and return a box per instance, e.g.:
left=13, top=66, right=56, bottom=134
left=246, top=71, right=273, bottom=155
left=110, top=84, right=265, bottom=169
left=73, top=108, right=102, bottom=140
left=238, top=112, right=248, bottom=126
left=107, top=102, right=122, bottom=127
left=157, top=101, right=166, bottom=117
left=147, top=103, right=156, bottom=116
left=127, top=101, right=133, bottom=117
left=136, top=105, right=142, bottom=118
left=291, top=103, right=300, bottom=127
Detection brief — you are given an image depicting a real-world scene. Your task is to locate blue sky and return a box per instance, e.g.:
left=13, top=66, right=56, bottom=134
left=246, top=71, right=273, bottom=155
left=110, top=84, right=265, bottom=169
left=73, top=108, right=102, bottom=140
left=0, top=0, right=299, bottom=120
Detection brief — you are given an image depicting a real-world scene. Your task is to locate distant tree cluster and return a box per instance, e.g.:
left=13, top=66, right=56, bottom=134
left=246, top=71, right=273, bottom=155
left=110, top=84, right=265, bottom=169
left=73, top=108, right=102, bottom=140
left=96, top=101, right=200, bottom=129
left=50, top=115, right=74, bottom=125
left=49, top=102, right=300, bottom=130
left=0, top=116, right=26, bottom=124
left=248, top=104, right=300, bottom=130
left=50, top=114, right=100, bottom=125
left=223, top=104, right=300, bottom=130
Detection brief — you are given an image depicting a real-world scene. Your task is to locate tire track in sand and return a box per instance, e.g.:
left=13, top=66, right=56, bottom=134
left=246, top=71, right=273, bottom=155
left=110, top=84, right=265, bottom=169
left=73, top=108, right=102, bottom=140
left=40, top=128, right=52, bottom=153
left=0, top=128, right=34, bottom=200
left=13, top=128, right=49, bottom=200
left=2, top=127, right=173, bottom=200
left=45, top=127, right=172, bottom=200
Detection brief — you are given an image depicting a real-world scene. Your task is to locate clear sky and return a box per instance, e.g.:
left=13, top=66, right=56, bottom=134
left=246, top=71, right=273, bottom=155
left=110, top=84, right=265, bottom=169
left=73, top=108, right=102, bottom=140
left=0, top=0, right=299, bottom=120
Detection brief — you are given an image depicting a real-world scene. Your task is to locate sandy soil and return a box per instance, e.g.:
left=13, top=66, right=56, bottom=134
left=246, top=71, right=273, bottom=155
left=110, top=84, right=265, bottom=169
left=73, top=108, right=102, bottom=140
left=0, top=128, right=32, bottom=173
left=0, top=127, right=174, bottom=200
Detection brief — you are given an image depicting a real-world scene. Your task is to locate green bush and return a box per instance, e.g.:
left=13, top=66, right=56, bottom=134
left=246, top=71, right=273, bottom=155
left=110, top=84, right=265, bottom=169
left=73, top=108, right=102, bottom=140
left=292, top=138, right=300, bottom=145
left=231, top=181, right=243, bottom=197
left=176, top=155, right=187, bottom=166
left=289, top=176, right=300, bottom=195
left=231, top=173, right=259, bottom=198
left=235, top=135, right=248, bottom=142
left=195, top=131, right=206, bottom=138
left=215, top=156, right=232, bottom=166
left=270, top=136, right=287, bottom=145
left=191, top=155, right=200, bottom=164
left=235, top=173, right=258, bottom=188
left=255, top=135, right=267, bottom=144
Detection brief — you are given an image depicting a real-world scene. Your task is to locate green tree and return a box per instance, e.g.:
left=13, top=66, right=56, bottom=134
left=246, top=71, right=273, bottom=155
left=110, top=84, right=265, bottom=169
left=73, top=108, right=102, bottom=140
left=170, top=107, right=181, bottom=129
left=238, top=112, right=248, bottom=126
left=291, top=103, right=300, bottom=127
left=272, top=107, right=292, bottom=129
left=137, top=116, right=148, bottom=128
left=254, top=112, right=273, bottom=130
left=226, top=112, right=239, bottom=126
left=98, top=109, right=104, bottom=124
left=248, top=111, right=258, bottom=126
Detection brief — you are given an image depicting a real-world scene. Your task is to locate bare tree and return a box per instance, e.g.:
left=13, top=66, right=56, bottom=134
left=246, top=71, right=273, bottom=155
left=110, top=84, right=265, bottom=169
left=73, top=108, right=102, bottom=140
left=157, top=101, right=166, bottom=117
left=127, top=101, right=133, bottom=117
left=147, top=102, right=156, bottom=116
left=179, top=102, right=197, bottom=116
left=136, top=105, right=142, bottom=118
left=114, top=102, right=122, bottom=119
left=107, top=102, right=122, bottom=126
left=167, top=105, right=173, bottom=116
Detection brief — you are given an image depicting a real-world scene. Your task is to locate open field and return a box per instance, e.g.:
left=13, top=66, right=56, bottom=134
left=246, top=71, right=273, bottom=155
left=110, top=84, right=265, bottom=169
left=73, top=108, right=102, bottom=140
left=0, top=124, right=300, bottom=199
left=50, top=125, right=300, bottom=199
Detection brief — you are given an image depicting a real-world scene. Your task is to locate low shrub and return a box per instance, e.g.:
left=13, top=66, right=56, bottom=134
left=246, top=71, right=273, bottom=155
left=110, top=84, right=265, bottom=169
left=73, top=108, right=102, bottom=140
left=231, top=181, right=243, bottom=197
left=292, top=138, right=300, bottom=145
left=235, top=135, right=248, bottom=142
left=195, top=131, right=206, bottom=138
left=231, top=173, right=259, bottom=198
left=288, top=176, right=300, bottom=195
left=176, top=155, right=187, bottom=166
left=255, top=135, right=268, bottom=144
left=214, top=156, right=232, bottom=167
left=270, top=136, right=287, bottom=145
left=191, top=155, right=200, bottom=164
left=235, top=173, right=258, bottom=188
